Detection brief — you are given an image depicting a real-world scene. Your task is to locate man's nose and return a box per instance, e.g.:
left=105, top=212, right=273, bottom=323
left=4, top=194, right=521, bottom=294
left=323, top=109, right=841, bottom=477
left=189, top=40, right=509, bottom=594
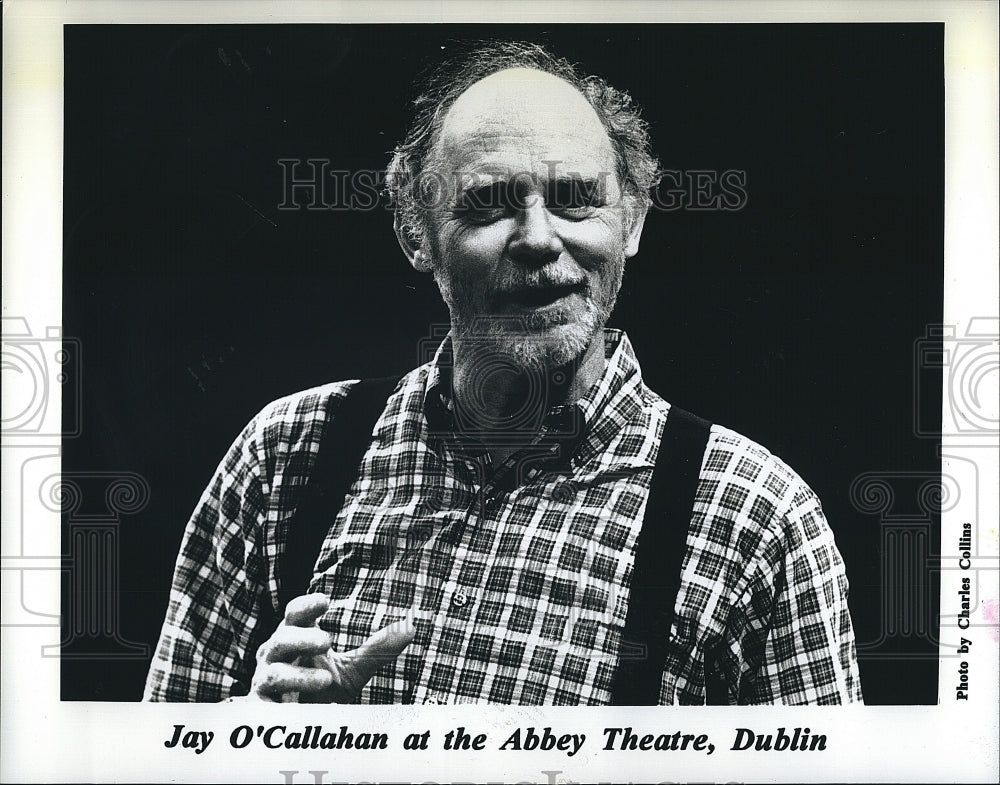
left=508, top=196, right=563, bottom=265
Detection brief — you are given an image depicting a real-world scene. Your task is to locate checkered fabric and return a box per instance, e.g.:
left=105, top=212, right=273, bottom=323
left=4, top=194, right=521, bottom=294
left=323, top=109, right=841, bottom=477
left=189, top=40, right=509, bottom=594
left=144, top=330, right=862, bottom=704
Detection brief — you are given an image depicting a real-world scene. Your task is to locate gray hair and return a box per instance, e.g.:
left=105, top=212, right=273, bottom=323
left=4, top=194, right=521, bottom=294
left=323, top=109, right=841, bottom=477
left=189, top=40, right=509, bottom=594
left=384, top=40, right=661, bottom=245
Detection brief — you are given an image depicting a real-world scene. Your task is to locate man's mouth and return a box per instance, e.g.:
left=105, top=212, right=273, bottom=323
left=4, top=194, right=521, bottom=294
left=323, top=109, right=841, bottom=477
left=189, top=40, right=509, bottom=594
left=497, top=282, right=586, bottom=310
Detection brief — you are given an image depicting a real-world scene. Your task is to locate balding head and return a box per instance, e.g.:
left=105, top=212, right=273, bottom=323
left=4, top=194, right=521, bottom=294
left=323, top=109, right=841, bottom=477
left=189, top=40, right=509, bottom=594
left=441, top=67, right=610, bottom=147
left=431, top=68, right=619, bottom=215
left=386, top=41, right=660, bottom=247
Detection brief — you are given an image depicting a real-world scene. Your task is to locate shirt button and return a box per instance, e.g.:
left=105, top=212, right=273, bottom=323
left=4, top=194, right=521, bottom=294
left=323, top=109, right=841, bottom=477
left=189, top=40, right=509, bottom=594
left=423, top=692, right=445, bottom=704
left=451, top=591, right=469, bottom=608
left=552, top=480, right=576, bottom=502
left=420, top=494, right=442, bottom=514
left=484, top=495, right=499, bottom=511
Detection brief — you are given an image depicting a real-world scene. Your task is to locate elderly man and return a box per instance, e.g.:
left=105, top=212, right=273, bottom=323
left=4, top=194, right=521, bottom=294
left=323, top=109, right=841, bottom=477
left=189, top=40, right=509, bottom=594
left=145, top=42, right=862, bottom=705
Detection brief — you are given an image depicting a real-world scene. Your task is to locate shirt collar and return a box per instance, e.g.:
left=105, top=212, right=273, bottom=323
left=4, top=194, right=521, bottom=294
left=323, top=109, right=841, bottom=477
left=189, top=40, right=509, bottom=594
left=575, top=328, right=643, bottom=427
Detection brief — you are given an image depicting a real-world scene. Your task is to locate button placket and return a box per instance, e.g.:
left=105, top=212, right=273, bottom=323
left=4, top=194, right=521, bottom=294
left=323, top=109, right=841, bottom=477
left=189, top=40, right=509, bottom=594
left=408, top=496, right=468, bottom=704
left=410, top=485, right=485, bottom=705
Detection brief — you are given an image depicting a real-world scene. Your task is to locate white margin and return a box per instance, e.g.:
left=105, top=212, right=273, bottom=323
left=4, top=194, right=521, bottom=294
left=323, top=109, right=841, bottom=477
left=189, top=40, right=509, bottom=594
left=2, top=1, right=998, bottom=783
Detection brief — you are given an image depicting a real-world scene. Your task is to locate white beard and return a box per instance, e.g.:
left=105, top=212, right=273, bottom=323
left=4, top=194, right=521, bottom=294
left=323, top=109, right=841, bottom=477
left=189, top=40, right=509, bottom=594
left=433, top=255, right=623, bottom=372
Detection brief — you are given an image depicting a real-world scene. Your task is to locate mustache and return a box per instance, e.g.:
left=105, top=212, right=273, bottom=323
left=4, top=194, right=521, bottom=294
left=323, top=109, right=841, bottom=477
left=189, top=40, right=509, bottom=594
left=489, top=271, right=589, bottom=306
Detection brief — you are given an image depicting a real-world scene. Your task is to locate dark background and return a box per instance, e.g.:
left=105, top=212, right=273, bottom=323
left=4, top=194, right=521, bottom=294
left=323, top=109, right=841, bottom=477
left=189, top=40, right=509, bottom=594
left=62, top=23, right=943, bottom=703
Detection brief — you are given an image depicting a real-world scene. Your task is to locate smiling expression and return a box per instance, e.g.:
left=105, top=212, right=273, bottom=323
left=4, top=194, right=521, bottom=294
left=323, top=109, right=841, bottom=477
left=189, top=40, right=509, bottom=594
left=414, top=68, right=646, bottom=369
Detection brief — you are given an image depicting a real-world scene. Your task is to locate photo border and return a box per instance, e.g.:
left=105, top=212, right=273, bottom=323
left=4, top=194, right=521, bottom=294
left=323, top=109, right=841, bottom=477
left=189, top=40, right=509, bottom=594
left=2, top=1, right=997, bottom=782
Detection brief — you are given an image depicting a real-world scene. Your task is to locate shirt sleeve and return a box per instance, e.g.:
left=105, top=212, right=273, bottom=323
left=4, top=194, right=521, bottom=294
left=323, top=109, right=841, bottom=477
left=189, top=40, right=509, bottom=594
left=142, top=414, right=269, bottom=702
left=744, top=482, right=864, bottom=704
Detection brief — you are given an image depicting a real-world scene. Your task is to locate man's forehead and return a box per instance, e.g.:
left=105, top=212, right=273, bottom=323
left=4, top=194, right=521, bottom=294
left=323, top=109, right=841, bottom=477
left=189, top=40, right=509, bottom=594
left=437, top=68, right=615, bottom=172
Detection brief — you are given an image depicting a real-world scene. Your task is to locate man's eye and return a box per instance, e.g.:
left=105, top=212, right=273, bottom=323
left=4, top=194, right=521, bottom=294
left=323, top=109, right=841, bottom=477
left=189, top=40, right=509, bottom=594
left=458, top=184, right=510, bottom=222
left=548, top=180, right=602, bottom=214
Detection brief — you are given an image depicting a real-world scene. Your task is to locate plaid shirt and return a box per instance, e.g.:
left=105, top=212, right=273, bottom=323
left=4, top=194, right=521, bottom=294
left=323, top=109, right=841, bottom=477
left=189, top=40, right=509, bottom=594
left=144, top=330, right=862, bottom=704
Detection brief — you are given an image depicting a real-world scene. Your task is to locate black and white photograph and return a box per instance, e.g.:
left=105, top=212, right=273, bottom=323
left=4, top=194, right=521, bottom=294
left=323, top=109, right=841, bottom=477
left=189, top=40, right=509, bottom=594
left=2, top=2, right=997, bottom=783
left=62, top=20, right=937, bottom=707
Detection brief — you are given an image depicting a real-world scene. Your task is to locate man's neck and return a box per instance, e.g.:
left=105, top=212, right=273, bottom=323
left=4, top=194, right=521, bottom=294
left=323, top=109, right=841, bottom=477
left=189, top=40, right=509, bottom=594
left=448, top=332, right=606, bottom=454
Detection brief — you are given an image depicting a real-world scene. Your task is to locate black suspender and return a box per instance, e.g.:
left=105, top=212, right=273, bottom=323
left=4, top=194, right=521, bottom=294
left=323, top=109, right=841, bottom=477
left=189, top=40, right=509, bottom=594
left=247, top=377, right=402, bottom=689
left=275, top=376, right=402, bottom=611
left=268, top=382, right=716, bottom=705
left=609, top=405, right=713, bottom=705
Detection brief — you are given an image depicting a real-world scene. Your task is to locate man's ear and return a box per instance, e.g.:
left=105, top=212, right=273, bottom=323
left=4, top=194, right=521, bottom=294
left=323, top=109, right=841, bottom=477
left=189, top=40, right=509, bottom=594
left=394, top=214, right=433, bottom=272
left=623, top=202, right=648, bottom=259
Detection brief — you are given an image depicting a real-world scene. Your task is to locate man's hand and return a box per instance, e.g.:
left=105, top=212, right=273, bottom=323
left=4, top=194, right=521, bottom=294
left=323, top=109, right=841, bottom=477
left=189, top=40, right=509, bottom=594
left=242, top=594, right=415, bottom=703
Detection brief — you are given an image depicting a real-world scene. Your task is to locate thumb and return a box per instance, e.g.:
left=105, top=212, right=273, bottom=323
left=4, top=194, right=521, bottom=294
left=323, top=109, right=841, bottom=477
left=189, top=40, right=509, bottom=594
left=328, top=617, right=416, bottom=700
left=354, top=616, right=416, bottom=662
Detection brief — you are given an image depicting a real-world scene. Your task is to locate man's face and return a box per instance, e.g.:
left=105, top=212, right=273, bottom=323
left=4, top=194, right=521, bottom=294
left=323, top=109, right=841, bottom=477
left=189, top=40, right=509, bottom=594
left=416, top=68, right=645, bottom=369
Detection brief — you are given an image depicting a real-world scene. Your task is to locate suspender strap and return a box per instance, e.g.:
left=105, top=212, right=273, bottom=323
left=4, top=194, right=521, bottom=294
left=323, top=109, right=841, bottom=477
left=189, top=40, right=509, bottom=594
left=611, top=404, right=711, bottom=705
left=275, top=375, right=402, bottom=611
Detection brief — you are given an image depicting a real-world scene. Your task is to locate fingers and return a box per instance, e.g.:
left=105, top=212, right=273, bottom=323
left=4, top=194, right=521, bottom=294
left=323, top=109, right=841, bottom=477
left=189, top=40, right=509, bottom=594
left=329, top=617, right=417, bottom=698
left=255, top=661, right=333, bottom=699
left=354, top=617, right=417, bottom=663
left=284, top=593, right=331, bottom=627
left=253, top=594, right=332, bottom=672
left=264, top=625, right=331, bottom=663
left=256, top=598, right=415, bottom=703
